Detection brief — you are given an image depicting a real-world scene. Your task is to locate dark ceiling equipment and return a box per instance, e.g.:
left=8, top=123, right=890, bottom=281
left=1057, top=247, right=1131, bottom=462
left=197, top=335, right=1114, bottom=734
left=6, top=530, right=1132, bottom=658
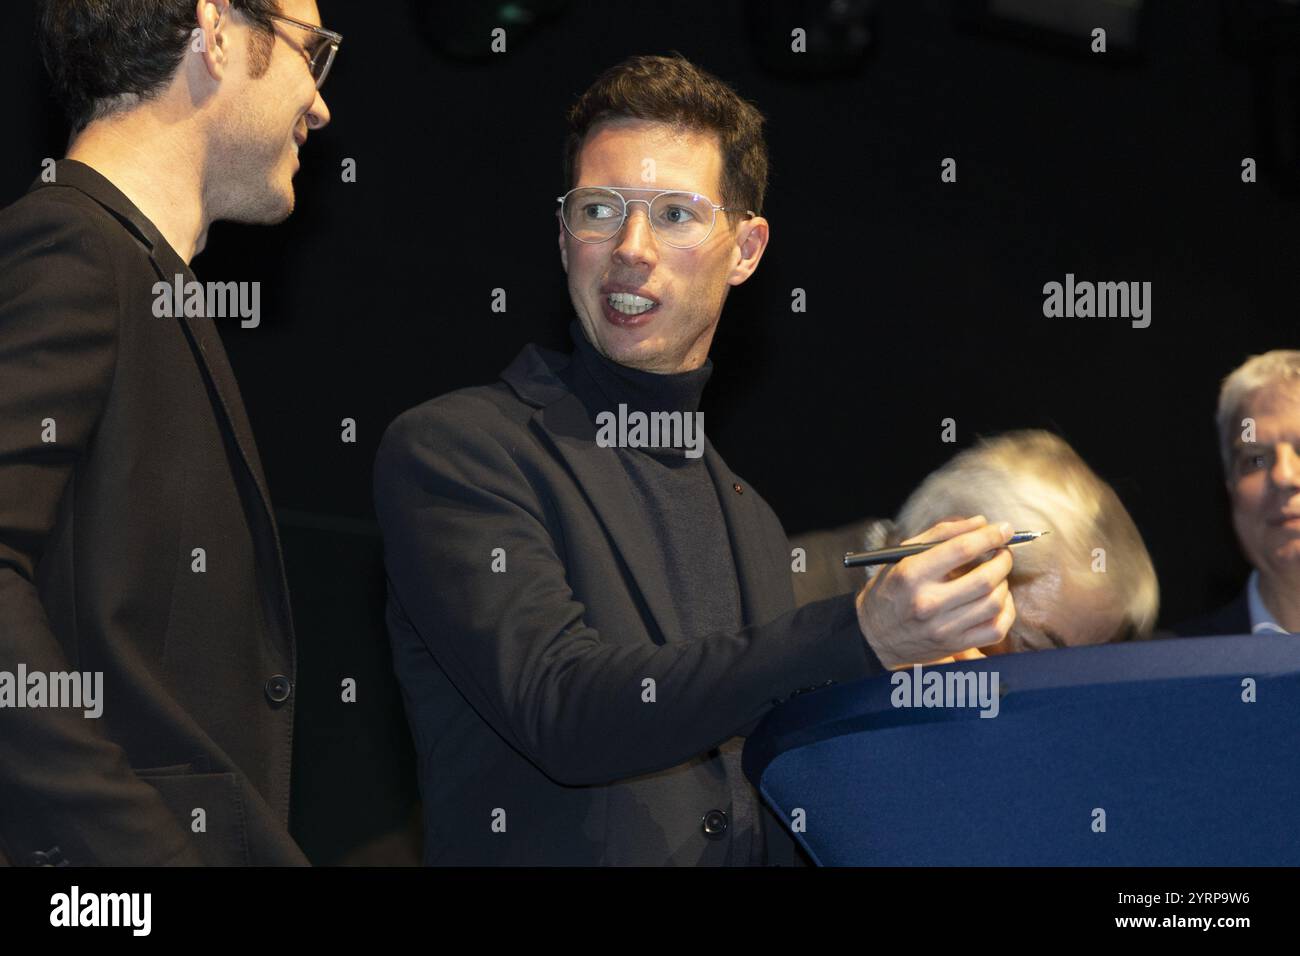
left=745, top=0, right=880, bottom=78
left=410, top=0, right=570, bottom=62
left=954, top=0, right=1148, bottom=60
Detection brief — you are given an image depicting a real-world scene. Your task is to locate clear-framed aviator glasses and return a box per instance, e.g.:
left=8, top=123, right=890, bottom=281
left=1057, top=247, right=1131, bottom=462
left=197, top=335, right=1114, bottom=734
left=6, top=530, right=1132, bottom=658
left=268, top=13, right=342, bottom=90
left=557, top=185, right=755, bottom=250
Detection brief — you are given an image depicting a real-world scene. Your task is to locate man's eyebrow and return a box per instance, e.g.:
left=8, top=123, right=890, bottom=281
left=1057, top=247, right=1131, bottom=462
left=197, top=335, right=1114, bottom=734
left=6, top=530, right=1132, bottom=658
left=592, top=184, right=710, bottom=195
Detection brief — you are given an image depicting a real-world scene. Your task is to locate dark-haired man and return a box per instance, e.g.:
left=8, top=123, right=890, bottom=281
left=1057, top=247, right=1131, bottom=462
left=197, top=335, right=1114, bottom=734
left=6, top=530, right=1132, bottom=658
left=0, top=0, right=338, bottom=865
left=375, top=54, right=1018, bottom=865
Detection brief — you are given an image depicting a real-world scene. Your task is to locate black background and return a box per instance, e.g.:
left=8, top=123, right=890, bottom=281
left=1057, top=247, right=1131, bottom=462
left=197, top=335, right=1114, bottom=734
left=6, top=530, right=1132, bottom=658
left=2, top=0, right=1296, bottom=863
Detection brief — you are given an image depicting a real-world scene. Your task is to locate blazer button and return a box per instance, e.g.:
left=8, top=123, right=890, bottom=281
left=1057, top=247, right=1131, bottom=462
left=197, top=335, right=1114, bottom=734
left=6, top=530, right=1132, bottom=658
left=701, top=809, right=729, bottom=840
left=27, top=846, right=66, bottom=866
left=732, top=482, right=743, bottom=494
left=264, top=675, right=292, bottom=704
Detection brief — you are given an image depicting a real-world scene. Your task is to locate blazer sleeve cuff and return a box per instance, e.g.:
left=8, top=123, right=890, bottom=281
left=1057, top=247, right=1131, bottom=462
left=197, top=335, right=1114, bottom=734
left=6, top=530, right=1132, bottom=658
left=779, top=591, right=886, bottom=704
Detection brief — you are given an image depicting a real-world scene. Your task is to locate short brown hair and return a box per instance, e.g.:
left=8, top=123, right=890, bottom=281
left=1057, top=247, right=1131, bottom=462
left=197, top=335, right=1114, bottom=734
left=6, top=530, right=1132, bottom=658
left=563, top=53, right=769, bottom=216
left=39, top=0, right=280, bottom=132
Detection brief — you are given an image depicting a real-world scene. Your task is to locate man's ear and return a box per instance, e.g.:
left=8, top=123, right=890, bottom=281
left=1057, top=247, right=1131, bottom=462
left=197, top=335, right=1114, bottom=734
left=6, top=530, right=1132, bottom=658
left=557, top=209, right=569, bottom=274
left=194, top=0, right=234, bottom=83
left=726, top=215, right=769, bottom=287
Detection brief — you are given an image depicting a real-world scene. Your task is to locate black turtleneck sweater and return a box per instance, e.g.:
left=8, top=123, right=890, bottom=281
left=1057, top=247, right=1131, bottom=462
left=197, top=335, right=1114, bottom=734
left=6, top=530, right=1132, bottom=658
left=558, top=320, right=766, bottom=866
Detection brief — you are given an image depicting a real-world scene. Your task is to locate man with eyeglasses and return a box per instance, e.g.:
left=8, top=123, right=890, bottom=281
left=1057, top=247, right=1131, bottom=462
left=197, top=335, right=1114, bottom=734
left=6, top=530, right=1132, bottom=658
left=0, top=1, right=338, bottom=865
left=375, top=54, right=1017, bottom=865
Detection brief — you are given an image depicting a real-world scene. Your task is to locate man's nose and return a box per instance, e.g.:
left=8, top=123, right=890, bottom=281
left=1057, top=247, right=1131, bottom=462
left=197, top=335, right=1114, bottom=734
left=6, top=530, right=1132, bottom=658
left=306, top=91, right=331, bottom=130
left=1272, top=442, right=1300, bottom=488
left=612, top=204, right=658, bottom=268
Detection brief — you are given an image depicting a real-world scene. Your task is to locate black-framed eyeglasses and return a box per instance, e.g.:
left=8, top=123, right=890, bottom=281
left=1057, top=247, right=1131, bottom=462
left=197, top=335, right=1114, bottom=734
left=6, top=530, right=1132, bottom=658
left=557, top=185, right=755, bottom=250
left=268, top=13, right=342, bottom=90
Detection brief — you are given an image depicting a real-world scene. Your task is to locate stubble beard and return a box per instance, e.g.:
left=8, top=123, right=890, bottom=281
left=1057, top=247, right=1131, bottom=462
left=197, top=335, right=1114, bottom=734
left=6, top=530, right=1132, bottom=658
left=211, top=115, right=296, bottom=226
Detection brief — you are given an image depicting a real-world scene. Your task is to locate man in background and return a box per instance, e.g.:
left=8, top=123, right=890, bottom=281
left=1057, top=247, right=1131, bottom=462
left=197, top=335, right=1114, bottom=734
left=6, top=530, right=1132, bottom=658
left=0, top=0, right=337, bottom=864
left=1173, top=350, right=1300, bottom=636
left=793, top=429, right=1159, bottom=657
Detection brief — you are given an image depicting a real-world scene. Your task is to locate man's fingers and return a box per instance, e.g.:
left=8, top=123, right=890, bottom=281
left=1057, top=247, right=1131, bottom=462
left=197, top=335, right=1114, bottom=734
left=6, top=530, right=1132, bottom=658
left=906, top=521, right=1014, bottom=581
left=970, top=588, right=1016, bottom=648
left=985, top=588, right=1017, bottom=645
left=898, top=514, right=986, bottom=547
left=929, top=577, right=1010, bottom=644
left=926, top=547, right=1013, bottom=617
left=858, top=519, right=1020, bottom=669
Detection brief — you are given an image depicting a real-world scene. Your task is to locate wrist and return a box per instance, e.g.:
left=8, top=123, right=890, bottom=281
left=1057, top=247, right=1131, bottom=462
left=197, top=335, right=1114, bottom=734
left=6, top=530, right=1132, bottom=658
left=854, top=583, right=895, bottom=669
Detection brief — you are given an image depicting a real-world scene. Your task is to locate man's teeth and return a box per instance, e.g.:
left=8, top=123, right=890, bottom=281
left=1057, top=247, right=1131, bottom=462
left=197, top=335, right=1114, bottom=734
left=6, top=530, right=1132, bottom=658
left=607, top=292, right=656, bottom=315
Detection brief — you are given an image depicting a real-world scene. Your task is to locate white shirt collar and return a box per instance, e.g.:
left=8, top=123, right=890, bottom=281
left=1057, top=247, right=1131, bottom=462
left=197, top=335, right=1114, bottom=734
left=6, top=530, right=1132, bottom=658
left=1247, top=569, right=1291, bottom=634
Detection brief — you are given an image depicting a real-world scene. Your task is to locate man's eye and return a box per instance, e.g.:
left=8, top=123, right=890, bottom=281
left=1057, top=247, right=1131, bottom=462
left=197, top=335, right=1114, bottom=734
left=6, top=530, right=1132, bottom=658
left=659, top=205, right=697, bottom=225
left=582, top=204, right=618, bottom=220
left=1239, top=451, right=1268, bottom=472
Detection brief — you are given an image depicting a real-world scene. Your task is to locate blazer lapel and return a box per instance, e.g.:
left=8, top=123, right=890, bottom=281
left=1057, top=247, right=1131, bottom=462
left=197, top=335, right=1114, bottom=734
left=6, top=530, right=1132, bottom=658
left=146, top=259, right=277, bottom=527
left=151, top=255, right=296, bottom=648
left=533, top=391, right=687, bottom=645
left=703, top=443, right=792, bottom=627
left=503, top=340, right=788, bottom=643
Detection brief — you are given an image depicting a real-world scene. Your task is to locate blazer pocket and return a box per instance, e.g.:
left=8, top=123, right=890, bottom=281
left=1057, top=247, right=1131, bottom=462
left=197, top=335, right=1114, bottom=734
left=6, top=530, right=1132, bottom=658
left=135, top=767, right=250, bottom=865
left=134, top=762, right=194, bottom=777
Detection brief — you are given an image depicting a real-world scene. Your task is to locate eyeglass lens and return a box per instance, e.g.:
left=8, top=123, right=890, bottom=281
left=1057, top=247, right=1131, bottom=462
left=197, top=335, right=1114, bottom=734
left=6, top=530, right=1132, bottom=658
left=307, top=38, right=335, bottom=86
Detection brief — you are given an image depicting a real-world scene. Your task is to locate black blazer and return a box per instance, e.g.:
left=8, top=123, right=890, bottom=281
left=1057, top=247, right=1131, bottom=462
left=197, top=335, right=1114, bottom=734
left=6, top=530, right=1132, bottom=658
left=1169, top=589, right=1251, bottom=638
left=375, top=340, right=884, bottom=865
left=0, top=161, right=305, bottom=865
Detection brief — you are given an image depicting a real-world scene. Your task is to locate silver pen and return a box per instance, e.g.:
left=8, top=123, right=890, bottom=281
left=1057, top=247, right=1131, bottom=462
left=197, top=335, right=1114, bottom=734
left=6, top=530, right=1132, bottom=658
left=843, top=530, right=1050, bottom=568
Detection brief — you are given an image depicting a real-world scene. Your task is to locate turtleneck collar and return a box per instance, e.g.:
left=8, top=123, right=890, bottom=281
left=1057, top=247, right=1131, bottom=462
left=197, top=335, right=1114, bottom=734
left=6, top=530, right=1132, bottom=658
left=566, top=319, right=713, bottom=418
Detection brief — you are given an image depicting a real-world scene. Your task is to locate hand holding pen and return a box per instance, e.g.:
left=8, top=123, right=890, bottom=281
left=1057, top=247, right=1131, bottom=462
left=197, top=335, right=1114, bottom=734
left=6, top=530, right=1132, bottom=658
left=845, top=530, right=1049, bottom=567
left=851, top=516, right=1026, bottom=669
